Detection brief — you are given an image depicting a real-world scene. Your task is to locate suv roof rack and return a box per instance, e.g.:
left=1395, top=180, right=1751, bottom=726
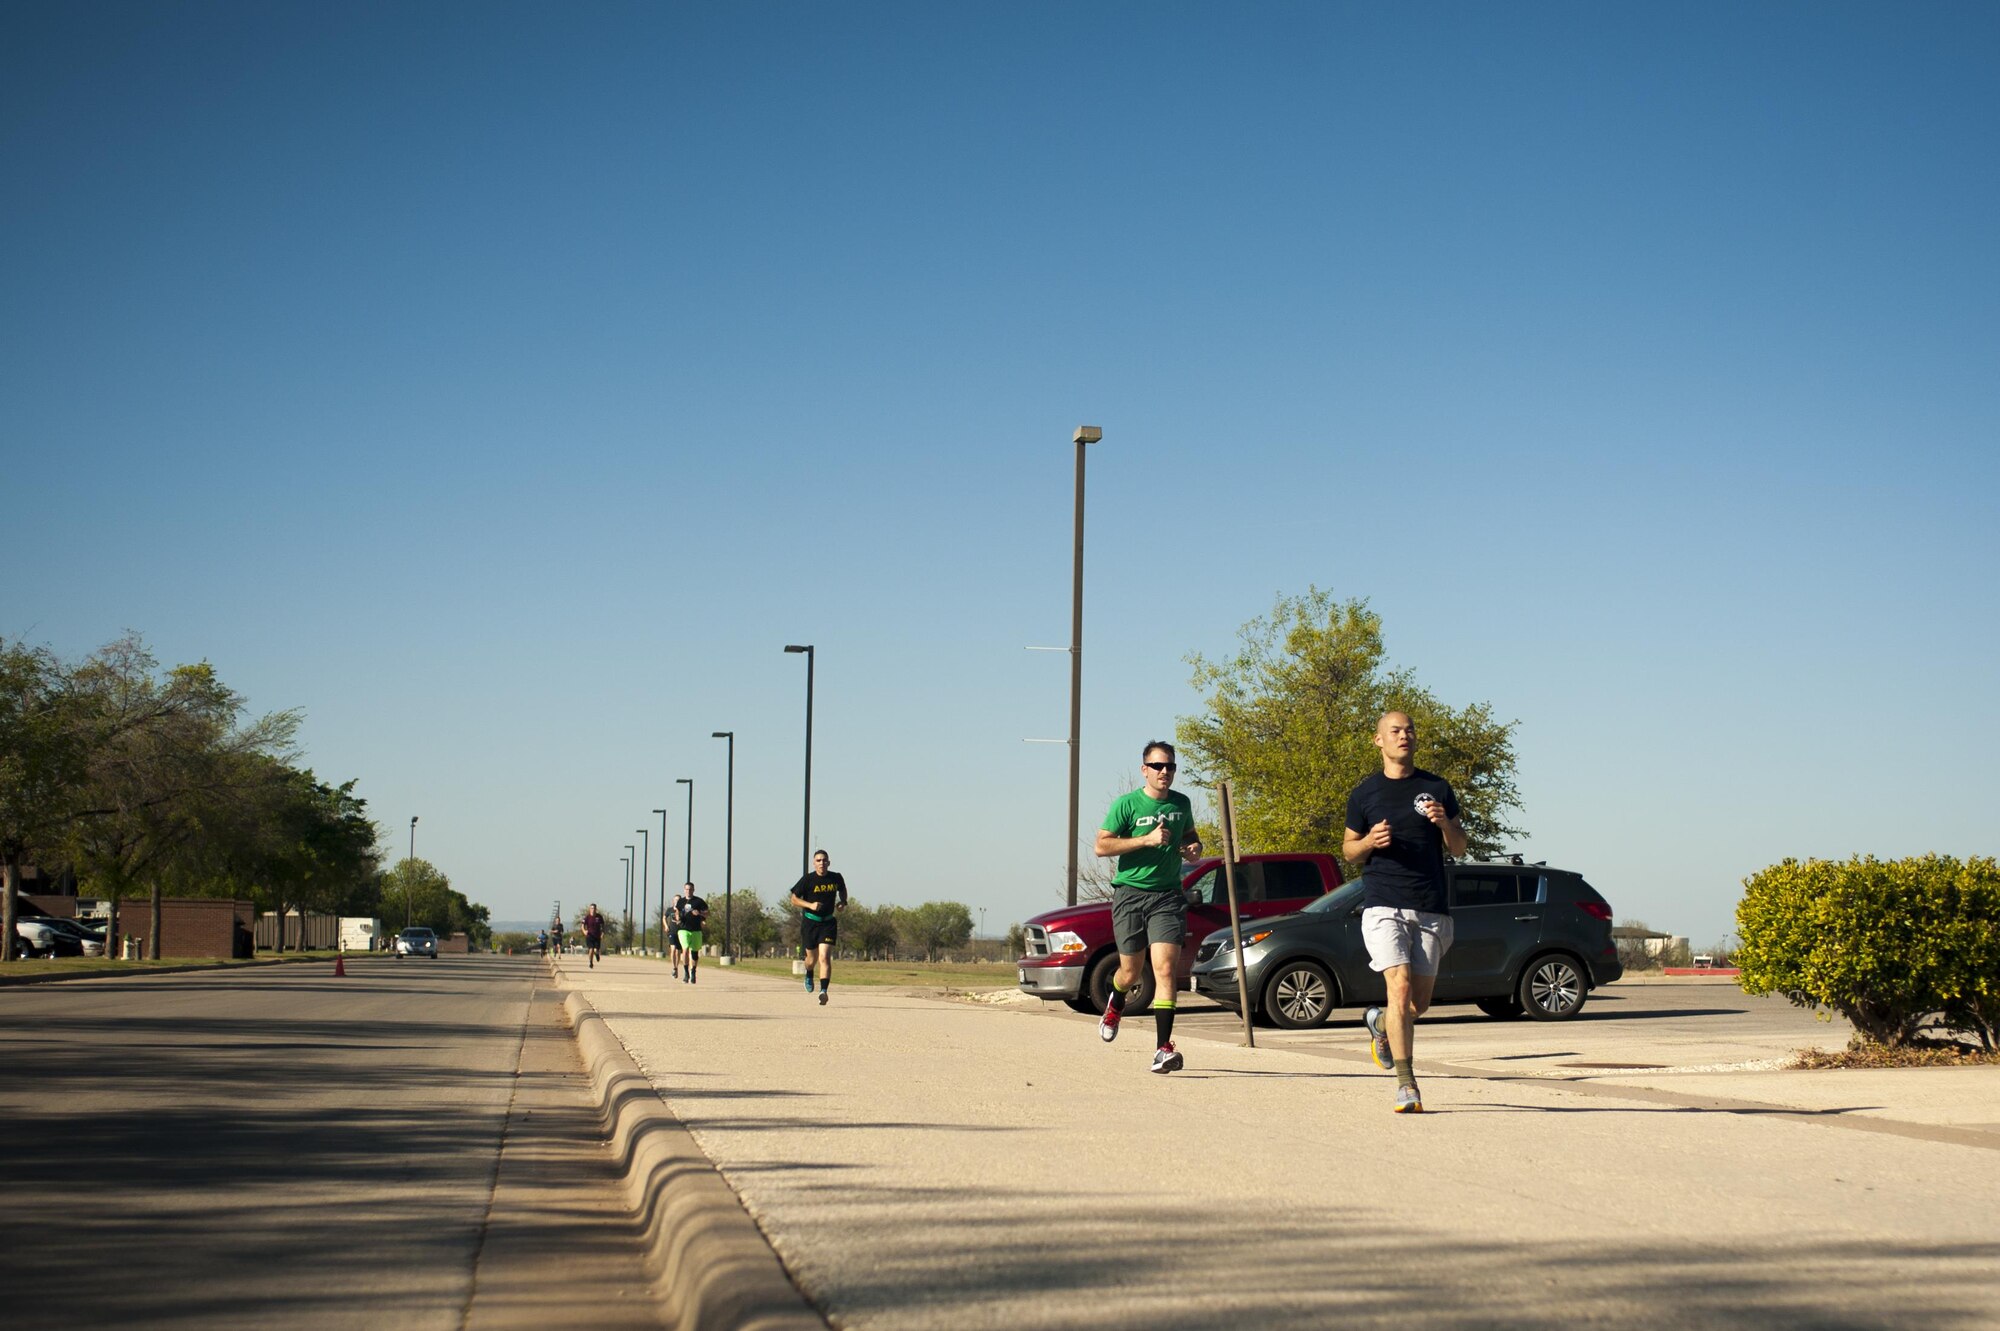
left=1450, top=853, right=1547, bottom=867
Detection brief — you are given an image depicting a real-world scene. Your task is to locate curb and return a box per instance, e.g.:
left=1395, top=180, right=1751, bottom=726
left=558, top=976, right=827, bottom=1331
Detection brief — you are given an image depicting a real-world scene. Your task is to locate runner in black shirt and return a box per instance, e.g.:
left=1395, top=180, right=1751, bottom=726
left=672, top=883, right=709, bottom=983
left=788, top=850, right=847, bottom=1005
left=1343, top=711, right=1468, bottom=1113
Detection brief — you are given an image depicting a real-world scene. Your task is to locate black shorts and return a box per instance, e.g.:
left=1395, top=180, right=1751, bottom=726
left=802, top=914, right=838, bottom=949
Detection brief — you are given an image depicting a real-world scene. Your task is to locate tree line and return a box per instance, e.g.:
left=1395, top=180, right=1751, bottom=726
left=671, top=892, right=977, bottom=962
left=0, top=633, right=483, bottom=959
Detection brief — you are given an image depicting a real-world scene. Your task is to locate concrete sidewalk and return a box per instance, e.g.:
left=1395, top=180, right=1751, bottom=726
left=558, top=955, right=2000, bottom=1330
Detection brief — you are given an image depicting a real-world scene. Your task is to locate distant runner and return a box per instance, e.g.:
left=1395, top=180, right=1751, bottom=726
left=1094, top=740, right=1203, bottom=1074
left=673, top=883, right=709, bottom=983
left=788, top=850, right=847, bottom=1006
left=1344, top=710, right=1467, bottom=1114
left=581, top=903, right=604, bottom=968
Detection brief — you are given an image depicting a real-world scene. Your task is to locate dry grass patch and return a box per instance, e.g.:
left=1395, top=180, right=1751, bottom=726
left=1792, top=1040, right=2000, bottom=1069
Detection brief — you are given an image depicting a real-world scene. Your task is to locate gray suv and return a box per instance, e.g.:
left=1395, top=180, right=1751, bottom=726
left=1190, top=858, right=1621, bottom=1026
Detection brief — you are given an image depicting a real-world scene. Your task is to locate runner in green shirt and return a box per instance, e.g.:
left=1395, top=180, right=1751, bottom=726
left=1094, top=740, right=1203, bottom=1073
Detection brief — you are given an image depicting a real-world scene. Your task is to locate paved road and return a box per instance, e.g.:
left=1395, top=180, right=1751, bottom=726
left=0, top=954, right=661, bottom=1330
left=564, top=959, right=2000, bottom=1331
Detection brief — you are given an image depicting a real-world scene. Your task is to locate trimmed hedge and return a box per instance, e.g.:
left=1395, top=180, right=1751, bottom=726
left=1736, top=855, right=1999, bottom=1050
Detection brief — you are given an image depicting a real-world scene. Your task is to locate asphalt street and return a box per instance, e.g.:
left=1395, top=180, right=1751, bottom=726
left=563, top=958, right=2000, bottom=1331
left=0, top=953, right=661, bottom=1330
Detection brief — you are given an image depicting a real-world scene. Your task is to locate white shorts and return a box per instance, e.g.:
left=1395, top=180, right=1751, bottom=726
left=1361, top=907, right=1454, bottom=976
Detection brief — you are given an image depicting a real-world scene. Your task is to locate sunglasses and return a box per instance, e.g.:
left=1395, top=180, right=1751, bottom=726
left=1143, top=761, right=1177, bottom=772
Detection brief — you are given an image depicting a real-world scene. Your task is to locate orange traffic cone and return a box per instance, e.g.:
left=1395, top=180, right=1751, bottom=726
left=334, top=953, right=347, bottom=977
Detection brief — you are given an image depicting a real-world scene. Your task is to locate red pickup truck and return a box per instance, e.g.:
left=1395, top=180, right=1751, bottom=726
left=1016, top=853, right=1343, bottom=1014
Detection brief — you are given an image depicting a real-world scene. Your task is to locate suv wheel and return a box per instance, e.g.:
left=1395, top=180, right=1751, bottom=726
left=1262, top=960, right=1336, bottom=1029
left=1084, top=953, right=1155, bottom=1016
left=1518, top=954, right=1588, bottom=1020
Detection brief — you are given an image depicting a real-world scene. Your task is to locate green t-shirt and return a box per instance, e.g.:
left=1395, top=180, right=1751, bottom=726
left=1100, top=788, right=1196, bottom=892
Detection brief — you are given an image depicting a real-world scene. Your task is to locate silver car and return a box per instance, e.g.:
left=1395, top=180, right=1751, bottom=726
left=394, top=927, right=439, bottom=958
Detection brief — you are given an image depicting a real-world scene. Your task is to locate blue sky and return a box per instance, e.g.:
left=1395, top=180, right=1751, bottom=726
left=6, top=2, right=1995, bottom=946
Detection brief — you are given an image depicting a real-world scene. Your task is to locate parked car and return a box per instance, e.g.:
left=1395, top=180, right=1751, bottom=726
left=1190, top=857, right=1622, bottom=1026
left=1018, top=854, right=1344, bottom=1014
left=34, top=918, right=106, bottom=957
left=15, top=918, right=62, bottom=958
left=12, top=917, right=106, bottom=958
left=394, top=927, right=439, bottom=958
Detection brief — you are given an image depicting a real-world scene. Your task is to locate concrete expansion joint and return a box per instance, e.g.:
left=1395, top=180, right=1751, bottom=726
left=561, top=987, right=830, bottom=1331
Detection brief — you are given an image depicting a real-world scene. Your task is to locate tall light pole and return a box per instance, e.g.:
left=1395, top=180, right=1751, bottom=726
left=618, top=854, right=630, bottom=948
left=675, top=778, right=693, bottom=884
left=1066, top=426, right=1100, bottom=907
left=712, top=731, right=734, bottom=959
left=635, top=827, right=650, bottom=957
left=784, top=644, right=815, bottom=875
left=406, top=815, right=419, bottom=928
left=652, top=806, right=669, bottom=953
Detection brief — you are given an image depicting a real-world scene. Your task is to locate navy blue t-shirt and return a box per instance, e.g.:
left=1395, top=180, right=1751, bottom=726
left=1344, top=769, right=1459, bottom=914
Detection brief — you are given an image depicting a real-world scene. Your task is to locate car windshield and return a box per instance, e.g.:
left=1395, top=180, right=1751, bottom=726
left=1300, top=882, right=1365, bottom=915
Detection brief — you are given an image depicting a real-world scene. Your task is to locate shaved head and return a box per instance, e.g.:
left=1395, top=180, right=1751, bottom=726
left=1374, top=711, right=1417, bottom=773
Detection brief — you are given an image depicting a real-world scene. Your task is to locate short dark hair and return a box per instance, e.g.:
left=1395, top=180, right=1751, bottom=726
left=1142, top=740, right=1176, bottom=762
left=813, top=848, right=829, bottom=860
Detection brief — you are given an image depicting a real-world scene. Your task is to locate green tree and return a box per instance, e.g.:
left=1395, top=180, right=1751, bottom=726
left=0, top=640, right=91, bottom=962
left=64, top=638, right=300, bottom=957
left=898, top=901, right=974, bottom=961
left=380, top=858, right=454, bottom=935
left=1178, top=589, right=1522, bottom=869
left=169, top=761, right=382, bottom=949
left=728, top=888, right=779, bottom=956
left=844, top=903, right=901, bottom=959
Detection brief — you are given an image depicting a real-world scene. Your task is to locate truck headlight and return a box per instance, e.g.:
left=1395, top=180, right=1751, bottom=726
left=1046, top=931, right=1087, bottom=954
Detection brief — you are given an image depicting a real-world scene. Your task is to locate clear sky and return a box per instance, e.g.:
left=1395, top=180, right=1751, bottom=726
left=6, top=2, right=1995, bottom=947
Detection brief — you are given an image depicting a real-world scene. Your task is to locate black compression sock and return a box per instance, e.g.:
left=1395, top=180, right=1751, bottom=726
left=1108, top=985, right=1129, bottom=1013
left=1153, top=1003, right=1176, bottom=1046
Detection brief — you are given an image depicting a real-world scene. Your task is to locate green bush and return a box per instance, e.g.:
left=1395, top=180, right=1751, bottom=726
left=1736, top=855, right=2000, bottom=1049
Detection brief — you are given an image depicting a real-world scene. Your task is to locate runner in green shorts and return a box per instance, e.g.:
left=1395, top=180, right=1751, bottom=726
left=1094, top=740, right=1203, bottom=1073
left=672, top=882, right=709, bottom=983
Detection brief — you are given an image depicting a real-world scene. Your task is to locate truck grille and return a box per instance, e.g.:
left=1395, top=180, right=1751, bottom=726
left=1023, top=925, right=1051, bottom=959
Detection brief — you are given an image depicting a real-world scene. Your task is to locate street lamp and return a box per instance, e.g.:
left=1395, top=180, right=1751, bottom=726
left=675, top=777, right=693, bottom=884
left=712, top=731, right=734, bottom=960
left=406, top=815, right=419, bottom=928
left=1066, top=425, right=1100, bottom=907
left=635, top=827, right=650, bottom=957
left=618, top=854, right=631, bottom=948
left=784, top=644, right=815, bottom=876
left=652, top=806, right=669, bottom=953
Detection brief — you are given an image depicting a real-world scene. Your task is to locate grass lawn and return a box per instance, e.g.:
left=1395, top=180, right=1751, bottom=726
left=0, top=951, right=349, bottom=982
left=715, top=956, right=1019, bottom=990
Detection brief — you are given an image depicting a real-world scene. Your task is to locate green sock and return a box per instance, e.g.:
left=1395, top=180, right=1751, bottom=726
left=1392, top=1057, right=1415, bottom=1088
